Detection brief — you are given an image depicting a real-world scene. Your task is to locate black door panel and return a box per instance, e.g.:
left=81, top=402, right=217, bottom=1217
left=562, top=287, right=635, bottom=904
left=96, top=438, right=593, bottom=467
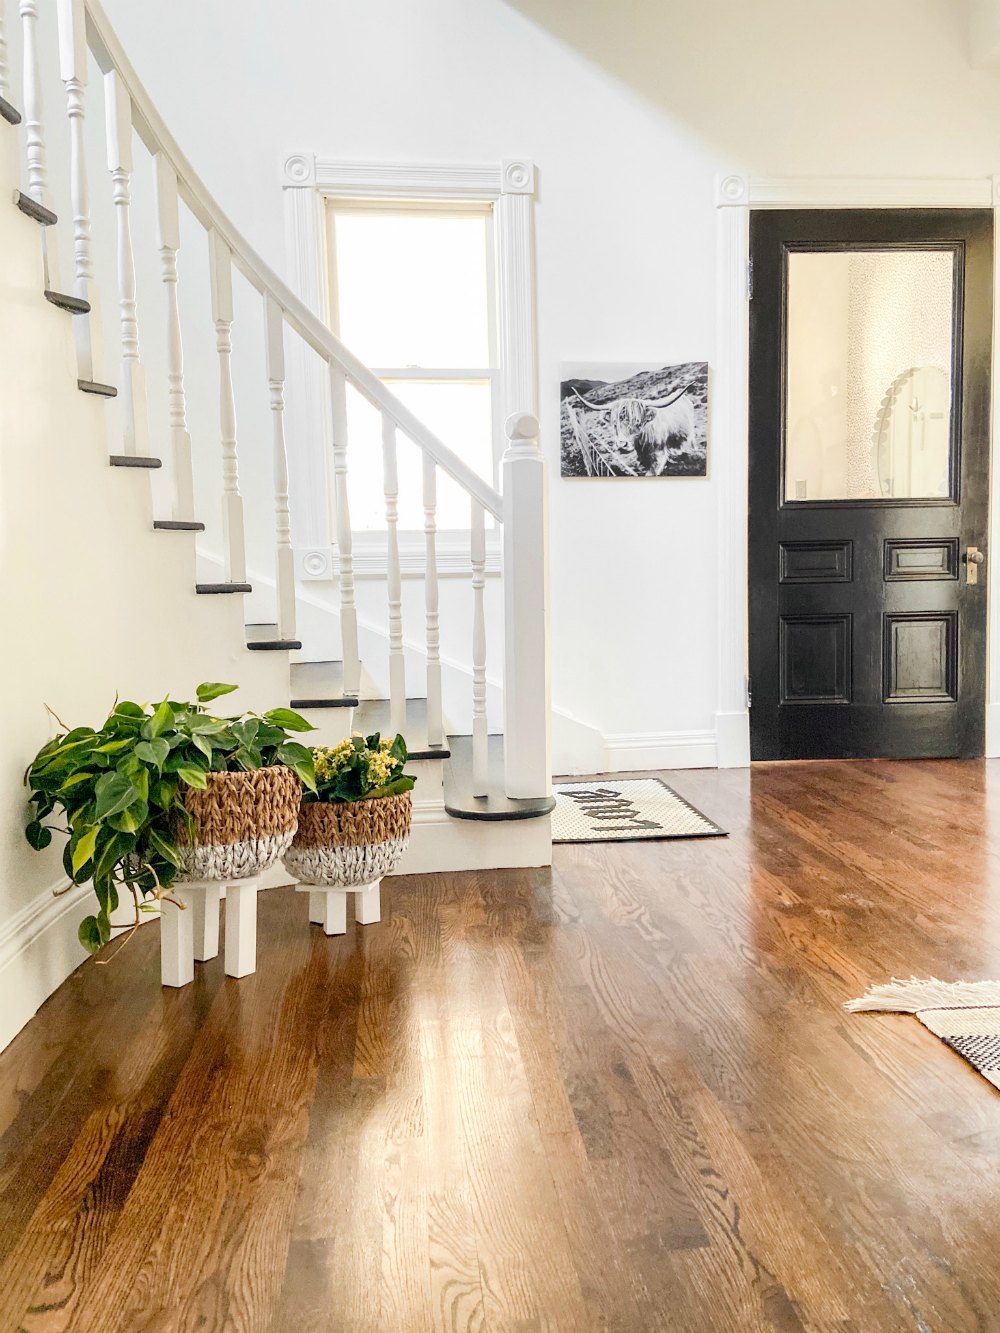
left=748, top=209, right=991, bottom=760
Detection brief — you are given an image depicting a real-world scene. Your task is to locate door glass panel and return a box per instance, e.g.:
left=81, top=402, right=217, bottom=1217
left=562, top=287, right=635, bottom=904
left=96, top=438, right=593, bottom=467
left=785, top=249, right=955, bottom=501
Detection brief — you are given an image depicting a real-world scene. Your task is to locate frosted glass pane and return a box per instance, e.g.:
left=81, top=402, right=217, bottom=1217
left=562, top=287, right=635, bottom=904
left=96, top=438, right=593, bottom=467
left=785, top=250, right=954, bottom=501
left=347, top=382, right=493, bottom=530
left=332, top=211, right=490, bottom=367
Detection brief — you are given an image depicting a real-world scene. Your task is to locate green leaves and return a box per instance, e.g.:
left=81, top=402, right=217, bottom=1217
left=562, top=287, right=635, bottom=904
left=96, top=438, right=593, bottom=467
left=94, top=771, right=140, bottom=820
left=134, top=738, right=170, bottom=770
left=276, top=741, right=316, bottom=792
left=25, top=820, right=52, bottom=850
left=141, top=700, right=175, bottom=740
left=196, top=681, right=239, bottom=704
left=24, top=683, right=317, bottom=959
left=71, top=825, right=99, bottom=875
left=263, top=708, right=314, bottom=734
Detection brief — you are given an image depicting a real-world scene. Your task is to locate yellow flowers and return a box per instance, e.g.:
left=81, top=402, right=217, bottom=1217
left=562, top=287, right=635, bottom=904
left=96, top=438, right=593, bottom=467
left=306, top=731, right=416, bottom=804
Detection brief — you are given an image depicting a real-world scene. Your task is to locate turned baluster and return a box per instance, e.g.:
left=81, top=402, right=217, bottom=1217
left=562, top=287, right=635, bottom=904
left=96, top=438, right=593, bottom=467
left=105, top=71, right=150, bottom=456
left=265, top=295, right=296, bottom=640
left=423, top=454, right=443, bottom=748
left=471, top=500, right=488, bottom=796
left=20, top=0, right=59, bottom=289
left=383, top=414, right=405, bottom=734
left=57, top=0, right=102, bottom=382
left=329, top=365, right=359, bottom=695
left=154, top=154, right=195, bottom=520
left=208, top=228, right=246, bottom=583
left=19, top=0, right=45, bottom=203
left=0, top=0, right=10, bottom=103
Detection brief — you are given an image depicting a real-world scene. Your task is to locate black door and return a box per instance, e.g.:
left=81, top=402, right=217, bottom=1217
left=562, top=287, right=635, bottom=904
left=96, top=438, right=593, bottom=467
left=749, top=209, right=992, bottom=761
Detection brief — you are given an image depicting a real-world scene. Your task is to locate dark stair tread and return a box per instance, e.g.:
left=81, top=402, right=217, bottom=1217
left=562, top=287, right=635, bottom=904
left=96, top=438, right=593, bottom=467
left=444, top=734, right=555, bottom=822
left=195, top=582, right=251, bottom=594
left=78, top=379, right=117, bottom=397
left=244, top=622, right=301, bottom=652
left=289, top=660, right=358, bottom=709
left=0, top=95, right=22, bottom=126
left=16, top=191, right=56, bottom=225
left=153, top=520, right=205, bottom=531
left=110, top=455, right=161, bottom=468
left=45, top=289, right=90, bottom=313
left=353, top=697, right=450, bottom=760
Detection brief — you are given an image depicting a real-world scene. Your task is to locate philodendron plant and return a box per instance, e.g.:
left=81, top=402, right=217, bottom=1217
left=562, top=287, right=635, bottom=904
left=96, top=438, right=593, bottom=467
left=24, top=682, right=315, bottom=954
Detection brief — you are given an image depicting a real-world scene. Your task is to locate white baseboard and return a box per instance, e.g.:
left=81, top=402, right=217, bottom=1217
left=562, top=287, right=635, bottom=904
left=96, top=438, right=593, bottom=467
left=0, top=881, right=89, bottom=1052
left=602, top=728, right=718, bottom=771
left=715, top=710, right=751, bottom=768
left=398, top=801, right=552, bottom=872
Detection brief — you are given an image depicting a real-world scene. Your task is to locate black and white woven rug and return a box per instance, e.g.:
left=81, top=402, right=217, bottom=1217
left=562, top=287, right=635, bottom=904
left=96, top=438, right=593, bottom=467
left=848, top=979, right=1000, bottom=1092
left=552, top=777, right=726, bottom=844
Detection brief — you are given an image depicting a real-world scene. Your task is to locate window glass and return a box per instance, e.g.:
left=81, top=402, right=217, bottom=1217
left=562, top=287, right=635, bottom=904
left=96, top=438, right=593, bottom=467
left=332, top=210, right=490, bottom=367
left=785, top=249, right=955, bottom=501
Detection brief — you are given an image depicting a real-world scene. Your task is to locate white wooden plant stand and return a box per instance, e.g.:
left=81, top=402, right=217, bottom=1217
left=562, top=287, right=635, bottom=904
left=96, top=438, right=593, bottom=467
left=295, top=880, right=381, bottom=935
left=160, top=876, right=261, bottom=988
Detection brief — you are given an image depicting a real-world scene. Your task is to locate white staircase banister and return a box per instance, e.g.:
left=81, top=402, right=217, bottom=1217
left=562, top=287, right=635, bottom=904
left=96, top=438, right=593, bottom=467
left=82, top=0, right=502, bottom=520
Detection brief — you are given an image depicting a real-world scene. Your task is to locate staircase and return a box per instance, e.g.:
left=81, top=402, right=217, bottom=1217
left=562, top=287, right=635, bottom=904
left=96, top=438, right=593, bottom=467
left=0, top=0, right=553, bottom=876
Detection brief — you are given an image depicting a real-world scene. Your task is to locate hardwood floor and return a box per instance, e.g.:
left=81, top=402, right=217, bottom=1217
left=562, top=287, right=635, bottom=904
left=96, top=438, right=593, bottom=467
left=3, top=760, right=1000, bottom=1331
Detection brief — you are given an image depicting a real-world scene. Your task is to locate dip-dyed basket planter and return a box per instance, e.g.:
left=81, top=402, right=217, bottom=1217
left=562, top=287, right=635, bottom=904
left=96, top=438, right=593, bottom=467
left=282, top=792, right=412, bottom=887
left=175, top=767, right=301, bottom=881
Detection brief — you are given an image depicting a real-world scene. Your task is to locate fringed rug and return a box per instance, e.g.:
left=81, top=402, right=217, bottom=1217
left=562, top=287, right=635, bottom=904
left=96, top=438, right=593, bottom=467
left=848, top=978, right=1000, bottom=1091
left=552, top=777, right=726, bottom=844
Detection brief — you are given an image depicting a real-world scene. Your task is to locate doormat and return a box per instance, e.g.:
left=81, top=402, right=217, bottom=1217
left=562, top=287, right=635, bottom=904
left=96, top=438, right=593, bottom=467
left=552, top=778, right=727, bottom=844
left=847, top=978, right=1000, bottom=1093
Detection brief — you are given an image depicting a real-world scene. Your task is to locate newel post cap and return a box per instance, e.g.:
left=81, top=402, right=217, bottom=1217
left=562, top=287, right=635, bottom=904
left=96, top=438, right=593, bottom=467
left=504, top=412, right=540, bottom=453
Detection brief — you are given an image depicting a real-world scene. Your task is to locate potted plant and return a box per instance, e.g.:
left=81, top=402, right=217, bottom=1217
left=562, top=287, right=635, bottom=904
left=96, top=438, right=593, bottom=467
left=24, top=682, right=315, bottom=954
left=282, top=731, right=415, bottom=889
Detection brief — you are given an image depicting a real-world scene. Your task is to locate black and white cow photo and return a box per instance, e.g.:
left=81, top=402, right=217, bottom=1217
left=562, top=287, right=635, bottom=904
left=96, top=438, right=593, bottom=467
left=560, top=362, right=709, bottom=478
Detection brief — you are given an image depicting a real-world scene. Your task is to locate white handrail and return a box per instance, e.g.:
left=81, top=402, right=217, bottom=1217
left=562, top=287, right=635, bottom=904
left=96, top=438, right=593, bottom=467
left=82, top=0, right=502, bottom=520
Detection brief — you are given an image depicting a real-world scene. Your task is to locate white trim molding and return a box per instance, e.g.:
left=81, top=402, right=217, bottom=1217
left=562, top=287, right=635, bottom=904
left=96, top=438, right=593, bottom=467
left=282, top=154, right=538, bottom=574
left=603, top=729, right=718, bottom=772
left=0, top=882, right=89, bottom=1051
left=715, top=171, right=1000, bottom=766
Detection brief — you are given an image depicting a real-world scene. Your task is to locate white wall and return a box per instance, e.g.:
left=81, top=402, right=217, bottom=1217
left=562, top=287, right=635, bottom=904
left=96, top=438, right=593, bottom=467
left=32, top=0, right=1000, bottom=768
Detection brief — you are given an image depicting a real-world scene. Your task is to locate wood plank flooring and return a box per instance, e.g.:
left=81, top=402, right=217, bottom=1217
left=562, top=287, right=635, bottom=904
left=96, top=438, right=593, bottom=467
left=3, top=760, right=1000, bottom=1330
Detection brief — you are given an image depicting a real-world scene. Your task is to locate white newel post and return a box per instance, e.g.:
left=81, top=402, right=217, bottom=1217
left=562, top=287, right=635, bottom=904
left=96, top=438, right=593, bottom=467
left=57, top=0, right=101, bottom=381
left=382, top=414, right=405, bottom=733
left=264, top=295, right=296, bottom=639
left=471, top=501, right=489, bottom=796
left=209, top=228, right=246, bottom=583
left=502, top=412, right=550, bottom=798
left=423, top=455, right=444, bottom=747
left=330, top=363, right=360, bottom=695
left=105, top=71, right=150, bottom=457
left=155, top=154, right=195, bottom=520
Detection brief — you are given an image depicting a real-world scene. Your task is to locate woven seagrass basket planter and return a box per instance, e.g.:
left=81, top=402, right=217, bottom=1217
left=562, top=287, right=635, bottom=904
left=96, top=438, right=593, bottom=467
left=174, top=766, right=301, bottom=881
left=282, top=792, right=412, bottom=887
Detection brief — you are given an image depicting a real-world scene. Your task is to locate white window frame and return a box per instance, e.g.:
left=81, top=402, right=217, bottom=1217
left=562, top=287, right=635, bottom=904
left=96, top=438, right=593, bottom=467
left=282, top=155, right=537, bottom=579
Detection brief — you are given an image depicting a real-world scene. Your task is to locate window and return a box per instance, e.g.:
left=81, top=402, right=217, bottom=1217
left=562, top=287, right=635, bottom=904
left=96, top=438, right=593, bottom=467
left=325, top=200, right=497, bottom=530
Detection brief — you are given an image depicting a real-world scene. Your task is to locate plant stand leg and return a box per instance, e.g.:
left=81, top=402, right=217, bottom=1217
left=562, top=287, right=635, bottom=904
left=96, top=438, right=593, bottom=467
left=354, top=879, right=381, bottom=926
left=308, top=891, right=324, bottom=926
left=321, top=890, right=348, bottom=935
left=161, top=886, right=194, bottom=988
left=224, top=877, right=258, bottom=978
left=192, top=882, right=221, bottom=962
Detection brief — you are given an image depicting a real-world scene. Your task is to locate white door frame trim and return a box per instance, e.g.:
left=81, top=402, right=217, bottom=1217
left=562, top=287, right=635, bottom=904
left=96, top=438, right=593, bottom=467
left=714, top=172, right=999, bottom=766
left=281, top=153, right=537, bottom=580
